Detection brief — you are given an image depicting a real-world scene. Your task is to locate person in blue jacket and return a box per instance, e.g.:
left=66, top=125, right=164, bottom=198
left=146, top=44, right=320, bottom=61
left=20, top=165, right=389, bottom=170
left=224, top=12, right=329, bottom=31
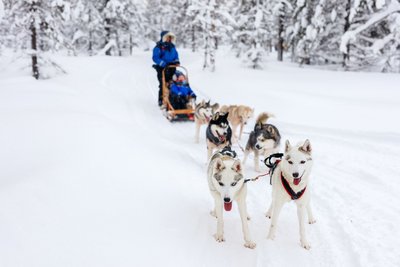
left=169, top=71, right=196, bottom=110
left=152, top=31, right=180, bottom=106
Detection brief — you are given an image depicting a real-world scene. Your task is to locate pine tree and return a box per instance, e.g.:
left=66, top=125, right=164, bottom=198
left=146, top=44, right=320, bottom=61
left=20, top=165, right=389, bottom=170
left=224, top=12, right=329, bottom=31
left=7, top=0, right=67, bottom=79
left=233, top=0, right=269, bottom=68
left=341, top=0, right=400, bottom=72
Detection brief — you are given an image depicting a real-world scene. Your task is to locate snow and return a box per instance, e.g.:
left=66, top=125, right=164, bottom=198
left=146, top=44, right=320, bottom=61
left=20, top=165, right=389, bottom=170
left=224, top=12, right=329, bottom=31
left=0, top=0, right=4, bottom=20
left=1, top=49, right=400, bottom=267
left=372, top=33, right=394, bottom=53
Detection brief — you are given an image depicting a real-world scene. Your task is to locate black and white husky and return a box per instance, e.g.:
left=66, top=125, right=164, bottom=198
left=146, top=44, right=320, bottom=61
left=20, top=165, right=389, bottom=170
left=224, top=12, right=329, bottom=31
left=207, top=147, right=256, bottom=249
left=266, top=139, right=316, bottom=249
left=243, top=112, right=281, bottom=172
left=206, top=112, right=232, bottom=160
left=194, top=100, right=219, bottom=143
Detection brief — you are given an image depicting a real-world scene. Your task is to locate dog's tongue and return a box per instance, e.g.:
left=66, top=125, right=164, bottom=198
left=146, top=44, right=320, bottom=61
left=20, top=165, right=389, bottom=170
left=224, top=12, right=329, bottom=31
left=293, top=178, right=301, bottom=186
left=224, top=202, right=232, bottom=211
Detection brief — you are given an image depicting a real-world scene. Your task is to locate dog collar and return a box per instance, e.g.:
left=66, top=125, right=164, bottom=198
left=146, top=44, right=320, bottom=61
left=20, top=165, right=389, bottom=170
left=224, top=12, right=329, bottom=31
left=280, top=172, right=306, bottom=200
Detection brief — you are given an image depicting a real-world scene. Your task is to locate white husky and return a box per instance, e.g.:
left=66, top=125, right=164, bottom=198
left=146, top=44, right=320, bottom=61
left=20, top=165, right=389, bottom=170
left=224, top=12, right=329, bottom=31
left=207, top=149, right=256, bottom=249
left=266, top=139, right=316, bottom=249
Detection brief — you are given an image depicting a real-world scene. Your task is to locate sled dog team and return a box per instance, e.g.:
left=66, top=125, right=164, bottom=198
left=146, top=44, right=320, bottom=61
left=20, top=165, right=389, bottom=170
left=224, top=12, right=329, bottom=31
left=195, top=100, right=315, bottom=250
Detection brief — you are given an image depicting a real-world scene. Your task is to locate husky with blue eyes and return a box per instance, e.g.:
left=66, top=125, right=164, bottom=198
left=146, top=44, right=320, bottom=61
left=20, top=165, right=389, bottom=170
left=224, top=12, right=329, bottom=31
left=266, top=139, right=316, bottom=250
left=207, top=147, right=256, bottom=249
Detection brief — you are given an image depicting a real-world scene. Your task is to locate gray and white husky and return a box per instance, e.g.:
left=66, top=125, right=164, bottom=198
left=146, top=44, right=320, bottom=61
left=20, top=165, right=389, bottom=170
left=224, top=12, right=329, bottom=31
left=266, top=139, right=316, bottom=249
left=243, top=112, right=281, bottom=172
left=194, top=100, right=219, bottom=143
left=207, top=147, right=256, bottom=249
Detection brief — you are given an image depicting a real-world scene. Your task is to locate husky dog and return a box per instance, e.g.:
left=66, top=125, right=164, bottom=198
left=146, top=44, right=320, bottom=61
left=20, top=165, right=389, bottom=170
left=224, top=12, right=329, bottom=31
left=206, top=112, right=232, bottom=160
left=194, top=100, right=219, bottom=143
left=243, top=112, right=281, bottom=172
left=207, top=147, right=256, bottom=249
left=266, top=139, right=316, bottom=249
left=219, top=105, right=254, bottom=141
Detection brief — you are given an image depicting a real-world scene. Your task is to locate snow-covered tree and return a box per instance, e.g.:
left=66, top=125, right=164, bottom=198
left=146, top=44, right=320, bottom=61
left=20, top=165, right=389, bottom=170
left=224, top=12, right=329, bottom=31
left=271, top=0, right=293, bottom=61
left=69, top=0, right=105, bottom=55
left=233, top=0, right=269, bottom=69
left=6, top=0, right=67, bottom=79
left=341, top=0, right=400, bottom=72
left=288, top=0, right=317, bottom=65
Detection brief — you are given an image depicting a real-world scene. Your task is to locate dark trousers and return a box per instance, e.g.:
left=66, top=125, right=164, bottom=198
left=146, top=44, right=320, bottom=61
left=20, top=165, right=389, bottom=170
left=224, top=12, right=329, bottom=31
left=169, top=94, right=188, bottom=110
left=156, top=66, right=175, bottom=105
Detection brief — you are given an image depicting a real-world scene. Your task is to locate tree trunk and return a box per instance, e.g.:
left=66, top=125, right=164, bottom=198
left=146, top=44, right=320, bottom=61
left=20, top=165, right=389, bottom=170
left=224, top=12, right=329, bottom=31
left=105, top=18, right=112, bottom=56
left=88, top=7, right=93, bottom=56
left=30, top=2, right=39, bottom=80
left=342, top=0, right=352, bottom=68
left=129, top=34, right=133, bottom=55
left=203, top=35, right=209, bottom=70
left=191, top=25, right=196, bottom=52
left=277, top=11, right=284, bottom=62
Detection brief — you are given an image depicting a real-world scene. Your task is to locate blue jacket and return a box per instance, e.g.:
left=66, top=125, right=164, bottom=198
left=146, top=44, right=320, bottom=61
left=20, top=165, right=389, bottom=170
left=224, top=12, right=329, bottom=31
left=170, top=83, right=196, bottom=98
left=152, top=31, right=179, bottom=68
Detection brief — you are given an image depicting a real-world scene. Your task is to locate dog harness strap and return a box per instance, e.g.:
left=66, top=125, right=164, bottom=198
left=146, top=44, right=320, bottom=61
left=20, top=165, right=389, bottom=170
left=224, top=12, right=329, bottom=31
left=280, top=173, right=306, bottom=200
left=264, top=153, right=284, bottom=185
left=269, top=160, right=281, bottom=185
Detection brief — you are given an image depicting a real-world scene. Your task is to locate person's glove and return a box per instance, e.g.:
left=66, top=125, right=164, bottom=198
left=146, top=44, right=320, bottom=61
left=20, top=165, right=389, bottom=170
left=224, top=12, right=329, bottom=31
left=159, top=61, right=166, bottom=68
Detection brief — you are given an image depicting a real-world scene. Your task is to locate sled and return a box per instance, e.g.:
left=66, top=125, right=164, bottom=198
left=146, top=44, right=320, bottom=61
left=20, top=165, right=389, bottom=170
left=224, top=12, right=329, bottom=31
left=161, top=65, right=195, bottom=122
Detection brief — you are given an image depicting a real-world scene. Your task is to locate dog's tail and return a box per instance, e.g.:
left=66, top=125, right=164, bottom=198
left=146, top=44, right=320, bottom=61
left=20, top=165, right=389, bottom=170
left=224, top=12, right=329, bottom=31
left=256, top=112, right=274, bottom=124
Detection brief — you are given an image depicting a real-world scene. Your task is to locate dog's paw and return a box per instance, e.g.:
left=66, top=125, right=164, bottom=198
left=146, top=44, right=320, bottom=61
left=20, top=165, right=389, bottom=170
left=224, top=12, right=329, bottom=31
left=301, top=240, right=311, bottom=250
left=265, top=212, right=271, bottom=219
left=244, top=241, right=256, bottom=249
left=267, top=231, right=275, bottom=240
left=309, top=219, right=316, bottom=224
left=210, top=210, right=217, bottom=218
left=214, top=234, right=225, bottom=242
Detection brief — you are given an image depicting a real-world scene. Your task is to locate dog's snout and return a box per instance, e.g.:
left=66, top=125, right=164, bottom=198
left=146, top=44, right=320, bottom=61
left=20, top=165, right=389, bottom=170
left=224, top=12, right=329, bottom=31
left=293, top=172, right=299, bottom=178
left=224, top=197, right=231, bottom=203
left=255, top=144, right=261, bottom=150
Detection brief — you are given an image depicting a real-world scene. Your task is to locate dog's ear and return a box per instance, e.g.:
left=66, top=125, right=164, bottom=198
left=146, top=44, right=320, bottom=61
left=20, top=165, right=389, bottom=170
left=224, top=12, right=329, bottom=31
left=214, top=158, right=225, bottom=173
left=255, top=122, right=262, bottom=131
left=231, top=160, right=242, bottom=173
left=285, top=140, right=291, bottom=153
left=299, top=139, right=312, bottom=154
left=201, top=99, right=205, bottom=106
left=211, top=103, right=219, bottom=111
left=206, top=99, right=210, bottom=105
left=267, top=125, right=275, bottom=135
left=212, top=112, right=220, bottom=121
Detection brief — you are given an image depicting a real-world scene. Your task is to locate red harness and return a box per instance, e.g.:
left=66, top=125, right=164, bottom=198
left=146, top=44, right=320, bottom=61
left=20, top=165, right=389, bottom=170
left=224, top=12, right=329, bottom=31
left=280, top=172, right=307, bottom=200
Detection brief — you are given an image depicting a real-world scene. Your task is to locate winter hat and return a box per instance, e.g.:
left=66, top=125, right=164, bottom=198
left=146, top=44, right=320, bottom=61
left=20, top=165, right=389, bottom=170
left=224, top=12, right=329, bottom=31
left=172, top=70, right=184, bottom=81
left=161, top=31, right=176, bottom=44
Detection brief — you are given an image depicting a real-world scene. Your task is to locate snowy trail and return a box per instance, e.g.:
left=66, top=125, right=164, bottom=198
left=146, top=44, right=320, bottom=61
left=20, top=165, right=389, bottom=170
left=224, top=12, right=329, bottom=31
left=102, top=53, right=400, bottom=267
left=86, top=53, right=399, bottom=266
left=1, top=51, right=400, bottom=267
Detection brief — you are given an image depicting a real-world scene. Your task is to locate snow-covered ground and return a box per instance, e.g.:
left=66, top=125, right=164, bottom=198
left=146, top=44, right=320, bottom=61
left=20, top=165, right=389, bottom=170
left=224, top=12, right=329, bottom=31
left=0, top=50, right=400, bottom=267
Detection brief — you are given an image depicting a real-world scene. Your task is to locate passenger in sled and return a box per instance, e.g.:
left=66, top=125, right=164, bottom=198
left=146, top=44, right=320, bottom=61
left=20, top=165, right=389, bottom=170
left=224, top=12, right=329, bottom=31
left=169, top=71, right=196, bottom=111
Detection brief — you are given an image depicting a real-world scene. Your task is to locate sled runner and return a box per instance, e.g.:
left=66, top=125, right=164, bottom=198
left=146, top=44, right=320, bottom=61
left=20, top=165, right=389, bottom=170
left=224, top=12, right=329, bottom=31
left=161, top=65, right=195, bottom=122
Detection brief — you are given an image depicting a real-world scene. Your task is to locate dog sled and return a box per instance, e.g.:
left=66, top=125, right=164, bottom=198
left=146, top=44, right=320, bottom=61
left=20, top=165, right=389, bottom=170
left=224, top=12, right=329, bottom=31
left=161, top=65, right=195, bottom=122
